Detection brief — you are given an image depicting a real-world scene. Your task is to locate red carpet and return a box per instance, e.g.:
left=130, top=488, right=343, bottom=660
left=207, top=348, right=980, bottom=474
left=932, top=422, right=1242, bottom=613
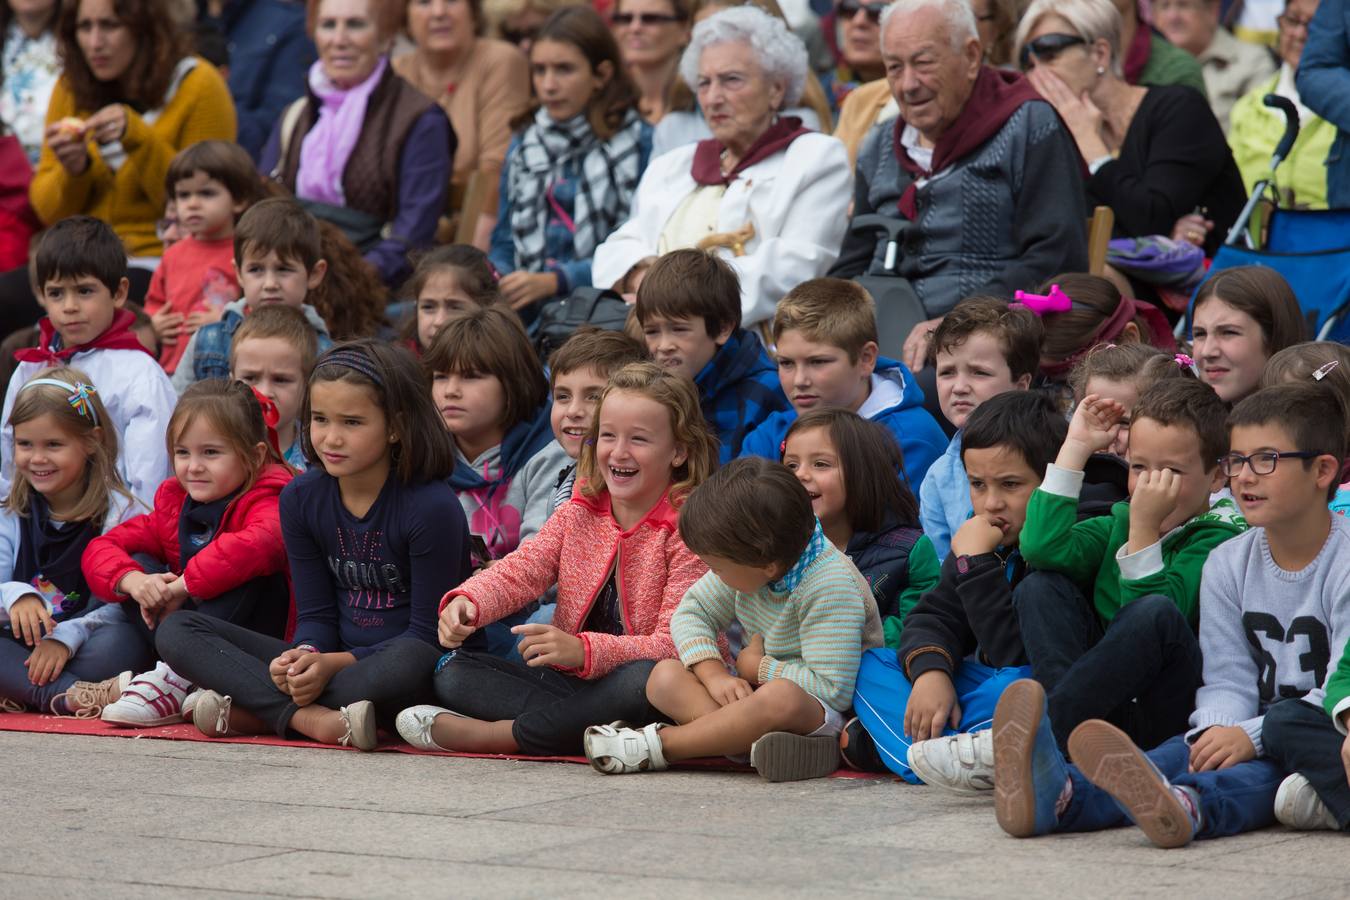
left=0, top=711, right=888, bottom=779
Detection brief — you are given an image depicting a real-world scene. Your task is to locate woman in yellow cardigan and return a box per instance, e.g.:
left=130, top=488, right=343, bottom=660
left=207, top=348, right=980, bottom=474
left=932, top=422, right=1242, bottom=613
left=0, top=0, right=235, bottom=336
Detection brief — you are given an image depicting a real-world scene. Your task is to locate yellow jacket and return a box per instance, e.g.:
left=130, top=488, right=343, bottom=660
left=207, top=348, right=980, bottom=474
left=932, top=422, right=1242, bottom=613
left=1228, top=68, right=1333, bottom=210
left=833, top=79, right=897, bottom=168
left=29, top=58, right=237, bottom=257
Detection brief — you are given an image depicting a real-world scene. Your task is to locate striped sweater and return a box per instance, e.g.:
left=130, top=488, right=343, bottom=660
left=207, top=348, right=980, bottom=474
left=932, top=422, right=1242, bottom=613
left=670, top=533, right=883, bottom=712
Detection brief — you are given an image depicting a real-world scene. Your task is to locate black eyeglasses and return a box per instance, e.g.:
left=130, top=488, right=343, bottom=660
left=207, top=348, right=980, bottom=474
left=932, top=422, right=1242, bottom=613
left=1018, top=33, right=1087, bottom=70
left=1219, top=450, right=1322, bottom=477
left=1277, top=12, right=1312, bottom=29
left=837, top=0, right=889, bottom=23
left=611, top=11, right=686, bottom=25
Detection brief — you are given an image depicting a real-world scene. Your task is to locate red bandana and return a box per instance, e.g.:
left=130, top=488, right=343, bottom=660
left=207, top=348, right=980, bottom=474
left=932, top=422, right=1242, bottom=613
left=892, top=67, right=1044, bottom=220
left=15, top=308, right=152, bottom=366
left=690, top=116, right=810, bottom=186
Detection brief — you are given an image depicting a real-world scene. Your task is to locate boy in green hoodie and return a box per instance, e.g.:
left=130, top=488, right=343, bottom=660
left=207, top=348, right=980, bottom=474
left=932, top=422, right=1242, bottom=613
left=1014, top=378, right=1246, bottom=750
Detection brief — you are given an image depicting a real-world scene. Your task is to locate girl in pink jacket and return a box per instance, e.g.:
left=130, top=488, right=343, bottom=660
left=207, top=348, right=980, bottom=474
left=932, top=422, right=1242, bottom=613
left=395, top=362, right=719, bottom=756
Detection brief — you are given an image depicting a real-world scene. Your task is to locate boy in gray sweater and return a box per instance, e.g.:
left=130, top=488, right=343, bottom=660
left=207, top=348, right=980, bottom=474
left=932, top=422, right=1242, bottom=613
left=989, top=384, right=1350, bottom=848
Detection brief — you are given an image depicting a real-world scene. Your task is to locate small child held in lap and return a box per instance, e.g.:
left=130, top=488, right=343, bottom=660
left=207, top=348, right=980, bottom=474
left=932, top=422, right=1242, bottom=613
left=230, top=305, right=320, bottom=470
left=993, top=384, right=1350, bottom=847
left=918, top=297, right=1040, bottom=560
left=396, top=363, right=716, bottom=756
left=584, top=457, right=882, bottom=782
left=157, top=342, right=470, bottom=749
left=84, top=380, right=295, bottom=726
left=782, top=409, right=939, bottom=627
left=1015, top=378, right=1247, bottom=751
left=0, top=368, right=150, bottom=716
left=842, top=392, right=1065, bottom=784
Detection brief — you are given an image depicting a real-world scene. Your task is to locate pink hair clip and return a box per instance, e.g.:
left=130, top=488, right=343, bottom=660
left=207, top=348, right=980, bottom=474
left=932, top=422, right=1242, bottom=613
left=1175, top=353, right=1195, bottom=368
left=1313, top=360, right=1340, bottom=381
left=1012, top=284, right=1073, bottom=317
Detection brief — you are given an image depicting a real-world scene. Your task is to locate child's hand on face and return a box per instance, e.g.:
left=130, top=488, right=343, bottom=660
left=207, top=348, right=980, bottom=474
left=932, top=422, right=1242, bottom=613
left=438, top=597, right=478, bottom=648
left=8, top=595, right=55, bottom=646
left=285, top=652, right=334, bottom=707
left=1060, top=395, right=1127, bottom=469
left=735, top=633, right=766, bottom=684
left=949, top=516, right=1005, bottom=557
left=25, top=639, right=71, bottom=685
left=512, top=623, right=584, bottom=669
left=904, top=670, right=961, bottom=742
left=269, top=648, right=309, bottom=693
left=1189, top=725, right=1256, bottom=772
left=1127, top=468, right=1183, bottom=551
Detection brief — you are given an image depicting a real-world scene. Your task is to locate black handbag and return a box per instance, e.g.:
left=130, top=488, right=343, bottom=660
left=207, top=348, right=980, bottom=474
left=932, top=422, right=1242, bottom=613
left=535, top=287, right=632, bottom=357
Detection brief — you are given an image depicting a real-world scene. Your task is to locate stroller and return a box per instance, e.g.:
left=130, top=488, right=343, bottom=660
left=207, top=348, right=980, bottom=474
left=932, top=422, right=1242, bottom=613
left=848, top=214, right=933, bottom=360
left=1186, top=95, right=1350, bottom=343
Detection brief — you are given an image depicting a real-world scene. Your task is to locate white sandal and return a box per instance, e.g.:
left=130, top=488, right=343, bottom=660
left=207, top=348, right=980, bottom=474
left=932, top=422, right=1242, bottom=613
left=584, top=721, right=668, bottom=774
left=338, top=700, right=378, bottom=751
left=395, top=704, right=466, bottom=751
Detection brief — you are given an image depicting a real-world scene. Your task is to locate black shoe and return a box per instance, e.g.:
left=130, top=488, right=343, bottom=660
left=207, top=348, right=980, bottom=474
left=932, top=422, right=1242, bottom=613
left=839, top=717, right=889, bottom=773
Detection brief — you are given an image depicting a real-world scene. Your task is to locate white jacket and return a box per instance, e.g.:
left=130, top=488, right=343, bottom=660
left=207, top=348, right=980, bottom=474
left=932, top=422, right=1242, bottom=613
left=592, top=132, right=853, bottom=326
left=0, top=491, right=142, bottom=655
left=1, top=349, right=177, bottom=510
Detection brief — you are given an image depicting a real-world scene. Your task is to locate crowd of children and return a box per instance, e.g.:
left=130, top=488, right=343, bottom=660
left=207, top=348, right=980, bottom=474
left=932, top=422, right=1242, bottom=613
left=4, top=158, right=1350, bottom=849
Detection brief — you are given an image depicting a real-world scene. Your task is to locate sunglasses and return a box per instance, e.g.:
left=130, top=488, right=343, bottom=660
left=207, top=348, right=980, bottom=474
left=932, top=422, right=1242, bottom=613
left=1018, top=33, right=1087, bottom=70
left=837, top=0, right=889, bottom=23
left=611, top=11, right=685, bottom=25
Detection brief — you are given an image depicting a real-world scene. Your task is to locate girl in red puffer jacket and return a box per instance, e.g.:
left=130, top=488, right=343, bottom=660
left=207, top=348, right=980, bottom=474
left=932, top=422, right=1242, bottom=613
left=395, top=361, right=721, bottom=757
left=82, top=379, right=293, bottom=728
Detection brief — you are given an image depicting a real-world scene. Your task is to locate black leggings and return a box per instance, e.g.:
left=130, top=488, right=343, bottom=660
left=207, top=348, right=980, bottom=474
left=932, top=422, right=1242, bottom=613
left=434, top=650, right=664, bottom=755
left=155, top=611, right=441, bottom=737
left=121, top=570, right=291, bottom=654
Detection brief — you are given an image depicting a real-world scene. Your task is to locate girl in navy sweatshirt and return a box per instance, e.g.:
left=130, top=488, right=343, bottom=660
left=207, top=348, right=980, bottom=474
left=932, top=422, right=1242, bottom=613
left=157, top=341, right=471, bottom=749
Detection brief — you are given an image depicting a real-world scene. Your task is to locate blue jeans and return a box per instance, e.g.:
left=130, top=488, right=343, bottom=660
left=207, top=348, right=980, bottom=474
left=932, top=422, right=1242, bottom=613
left=1015, top=572, right=1202, bottom=751
left=852, top=647, right=1031, bottom=783
left=0, top=617, right=153, bottom=711
left=1057, top=734, right=1284, bottom=838
left=1263, top=698, right=1350, bottom=829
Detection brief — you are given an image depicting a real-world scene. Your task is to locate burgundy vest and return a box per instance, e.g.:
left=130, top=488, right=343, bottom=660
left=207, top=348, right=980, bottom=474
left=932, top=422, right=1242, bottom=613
left=280, top=66, right=441, bottom=221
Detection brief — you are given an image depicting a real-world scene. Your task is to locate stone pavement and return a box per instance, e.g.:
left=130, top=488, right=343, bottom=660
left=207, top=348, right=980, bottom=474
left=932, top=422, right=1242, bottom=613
left=1, top=730, right=1341, bottom=899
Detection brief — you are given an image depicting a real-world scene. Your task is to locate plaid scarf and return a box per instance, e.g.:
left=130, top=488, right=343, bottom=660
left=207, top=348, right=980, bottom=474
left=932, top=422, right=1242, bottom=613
left=509, top=107, right=644, bottom=273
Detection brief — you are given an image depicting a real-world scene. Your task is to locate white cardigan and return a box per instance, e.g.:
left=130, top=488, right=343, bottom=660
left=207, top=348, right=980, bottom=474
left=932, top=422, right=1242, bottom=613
left=592, top=132, right=853, bottom=326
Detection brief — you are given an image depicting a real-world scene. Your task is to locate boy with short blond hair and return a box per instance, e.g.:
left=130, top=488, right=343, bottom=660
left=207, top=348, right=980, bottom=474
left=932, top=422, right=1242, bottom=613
left=993, top=383, right=1350, bottom=847
left=172, top=197, right=333, bottom=393
left=230, top=303, right=320, bottom=469
left=636, top=249, right=788, bottom=463
left=583, top=457, right=883, bottom=782
left=739, top=278, right=947, bottom=485
left=919, top=296, right=1043, bottom=560
left=1, top=216, right=176, bottom=508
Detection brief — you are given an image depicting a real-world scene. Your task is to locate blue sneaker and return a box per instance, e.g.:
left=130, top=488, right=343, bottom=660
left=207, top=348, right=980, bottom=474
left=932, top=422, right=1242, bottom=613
left=1068, top=719, right=1198, bottom=849
left=993, top=679, right=1068, bottom=838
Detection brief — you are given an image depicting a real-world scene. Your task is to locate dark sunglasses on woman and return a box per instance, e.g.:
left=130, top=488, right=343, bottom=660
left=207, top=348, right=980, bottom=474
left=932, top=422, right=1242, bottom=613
left=1018, top=33, right=1087, bottom=70
left=837, top=0, right=889, bottom=23
left=611, top=11, right=686, bottom=25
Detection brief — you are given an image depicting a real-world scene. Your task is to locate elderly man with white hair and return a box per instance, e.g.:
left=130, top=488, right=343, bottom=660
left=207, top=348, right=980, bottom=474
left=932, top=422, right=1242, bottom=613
left=592, top=5, right=852, bottom=326
left=828, top=0, right=1089, bottom=371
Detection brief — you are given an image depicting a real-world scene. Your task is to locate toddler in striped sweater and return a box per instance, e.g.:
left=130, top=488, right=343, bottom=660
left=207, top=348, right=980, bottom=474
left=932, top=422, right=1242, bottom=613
left=584, top=457, right=882, bottom=782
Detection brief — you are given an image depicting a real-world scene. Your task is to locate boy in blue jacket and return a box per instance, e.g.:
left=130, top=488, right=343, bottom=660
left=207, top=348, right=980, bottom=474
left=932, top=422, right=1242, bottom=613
left=636, top=249, right=788, bottom=463
left=918, top=297, right=1041, bottom=560
left=740, top=278, right=947, bottom=486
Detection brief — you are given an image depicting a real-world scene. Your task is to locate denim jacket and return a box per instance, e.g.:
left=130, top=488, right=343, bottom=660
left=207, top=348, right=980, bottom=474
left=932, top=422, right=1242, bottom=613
left=190, top=299, right=333, bottom=383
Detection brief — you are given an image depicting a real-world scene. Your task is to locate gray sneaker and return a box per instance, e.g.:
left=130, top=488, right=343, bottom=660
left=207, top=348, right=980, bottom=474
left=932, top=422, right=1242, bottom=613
left=749, top=732, right=840, bottom=782
left=1275, top=773, right=1339, bottom=830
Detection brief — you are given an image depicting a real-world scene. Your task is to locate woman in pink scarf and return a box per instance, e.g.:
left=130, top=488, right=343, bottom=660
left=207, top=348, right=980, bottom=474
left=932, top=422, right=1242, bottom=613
left=259, top=0, right=456, bottom=288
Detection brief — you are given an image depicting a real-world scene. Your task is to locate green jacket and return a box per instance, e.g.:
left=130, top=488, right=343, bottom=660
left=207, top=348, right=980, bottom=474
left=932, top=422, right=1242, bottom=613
left=1140, top=33, right=1209, bottom=98
left=1229, top=69, right=1334, bottom=209
left=1020, top=465, right=1247, bottom=625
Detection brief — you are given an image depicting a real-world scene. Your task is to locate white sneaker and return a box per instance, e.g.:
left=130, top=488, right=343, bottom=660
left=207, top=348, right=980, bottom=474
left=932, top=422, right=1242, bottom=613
left=907, top=729, right=995, bottom=794
left=395, top=704, right=465, bottom=751
left=100, top=662, right=193, bottom=727
left=1275, top=773, right=1339, bottom=830
left=584, top=722, right=668, bottom=774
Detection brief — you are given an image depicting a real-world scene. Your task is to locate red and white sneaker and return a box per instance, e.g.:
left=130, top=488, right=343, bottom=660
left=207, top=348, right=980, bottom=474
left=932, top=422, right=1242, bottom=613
left=100, top=662, right=194, bottom=727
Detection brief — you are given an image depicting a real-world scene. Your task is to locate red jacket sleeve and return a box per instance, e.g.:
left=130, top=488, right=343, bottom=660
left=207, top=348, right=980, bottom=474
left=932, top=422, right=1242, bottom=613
left=82, top=480, right=178, bottom=600
left=181, top=487, right=289, bottom=600
left=576, top=535, right=707, bottom=679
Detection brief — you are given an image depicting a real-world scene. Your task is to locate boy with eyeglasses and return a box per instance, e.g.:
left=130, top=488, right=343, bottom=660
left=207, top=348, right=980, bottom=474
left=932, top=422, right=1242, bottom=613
left=989, top=383, right=1350, bottom=847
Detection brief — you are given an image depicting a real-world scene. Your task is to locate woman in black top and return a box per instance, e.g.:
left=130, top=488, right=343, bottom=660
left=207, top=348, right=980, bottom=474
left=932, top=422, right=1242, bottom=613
left=1014, top=0, right=1245, bottom=257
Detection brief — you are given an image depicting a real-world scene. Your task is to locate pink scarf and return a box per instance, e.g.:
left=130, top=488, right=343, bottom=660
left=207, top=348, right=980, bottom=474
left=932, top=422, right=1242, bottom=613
left=296, top=55, right=389, bottom=206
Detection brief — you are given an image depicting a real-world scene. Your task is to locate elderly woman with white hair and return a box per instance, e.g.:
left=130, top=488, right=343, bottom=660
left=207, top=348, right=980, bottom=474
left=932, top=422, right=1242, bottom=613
left=1018, top=0, right=1245, bottom=256
left=591, top=5, right=851, bottom=326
